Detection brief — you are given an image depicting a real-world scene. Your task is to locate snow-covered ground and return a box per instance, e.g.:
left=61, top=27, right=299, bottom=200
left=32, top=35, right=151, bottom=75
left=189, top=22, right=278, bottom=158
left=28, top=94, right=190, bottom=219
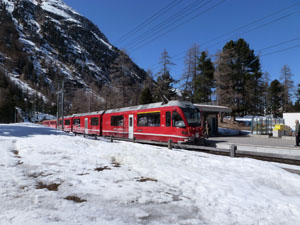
left=1, top=123, right=300, bottom=225
left=218, top=127, right=250, bottom=136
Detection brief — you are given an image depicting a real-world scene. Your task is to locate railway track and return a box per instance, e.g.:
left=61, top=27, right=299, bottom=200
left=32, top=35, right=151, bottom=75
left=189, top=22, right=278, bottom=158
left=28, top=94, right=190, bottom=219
left=66, top=129, right=300, bottom=169
left=80, top=134, right=300, bottom=167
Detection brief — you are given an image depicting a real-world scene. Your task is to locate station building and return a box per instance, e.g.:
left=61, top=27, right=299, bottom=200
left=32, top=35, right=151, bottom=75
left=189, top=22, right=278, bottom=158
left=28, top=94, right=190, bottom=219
left=194, top=104, right=232, bottom=136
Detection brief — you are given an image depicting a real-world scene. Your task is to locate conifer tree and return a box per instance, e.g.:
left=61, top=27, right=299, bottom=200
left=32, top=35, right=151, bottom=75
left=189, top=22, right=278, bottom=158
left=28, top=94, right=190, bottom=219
left=215, top=38, right=263, bottom=116
left=193, top=51, right=214, bottom=103
left=261, top=72, right=270, bottom=114
left=139, top=87, right=153, bottom=104
left=268, top=79, right=283, bottom=116
left=294, top=84, right=300, bottom=111
left=154, top=49, right=176, bottom=101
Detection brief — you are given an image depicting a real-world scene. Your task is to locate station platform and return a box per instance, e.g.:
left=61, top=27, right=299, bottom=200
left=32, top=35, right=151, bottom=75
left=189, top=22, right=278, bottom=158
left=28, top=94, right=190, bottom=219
left=207, top=135, right=300, bottom=158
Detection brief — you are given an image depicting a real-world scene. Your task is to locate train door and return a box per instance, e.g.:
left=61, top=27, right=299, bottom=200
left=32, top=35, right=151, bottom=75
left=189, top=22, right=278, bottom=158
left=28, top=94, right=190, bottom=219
left=128, top=114, right=134, bottom=139
left=85, top=118, right=88, bottom=134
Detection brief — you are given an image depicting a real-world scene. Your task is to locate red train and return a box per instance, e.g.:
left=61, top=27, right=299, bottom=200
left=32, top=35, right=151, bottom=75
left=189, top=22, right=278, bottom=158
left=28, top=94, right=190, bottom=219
left=42, top=101, right=204, bottom=143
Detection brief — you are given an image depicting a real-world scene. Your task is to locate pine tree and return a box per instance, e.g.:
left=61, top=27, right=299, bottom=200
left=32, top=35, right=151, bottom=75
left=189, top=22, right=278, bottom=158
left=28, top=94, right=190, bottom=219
left=139, top=87, right=153, bottom=104
left=294, top=84, right=300, bottom=111
left=268, top=79, right=283, bottom=117
left=193, top=51, right=214, bottom=103
left=280, top=65, right=294, bottom=112
left=215, top=38, right=263, bottom=116
left=215, top=48, right=238, bottom=113
left=261, top=72, right=270, bottom=114
left=139, top=69, right=155, bottom=105
left=154, top=49, right=176, bottom=101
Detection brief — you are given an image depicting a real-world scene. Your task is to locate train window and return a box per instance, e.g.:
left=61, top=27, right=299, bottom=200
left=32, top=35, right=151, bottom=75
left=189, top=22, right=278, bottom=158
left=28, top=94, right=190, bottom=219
left=137, top=114, right=147, bottom=126
left=91, top=117, right=99, bottom=126
left=172, top=111, right=185, bottom=128
left=148, top=113, right=160, bottom=126
left=182, top=107, right=201, bottom=126
left=166, top=111, right=171, bottom=127
left=137, top=112, right=160, bottom=127
left=111, top=115, right=124, bottom=126
left=129, top=117, right=133, bottom=127
left=73, top=119, right=80, bottom=125
left=65, top=120, right=70, bottom=125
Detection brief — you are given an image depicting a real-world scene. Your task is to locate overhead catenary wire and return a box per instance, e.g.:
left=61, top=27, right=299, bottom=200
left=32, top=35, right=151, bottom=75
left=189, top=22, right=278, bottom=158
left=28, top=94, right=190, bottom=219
left=205, top=8, right=300, bottom=49
left=260, top=43, right=300, bottom=57
left=129, top=0, right=227, bottom=53
left=258, top=36, right=300, bottom=51
left=115, top=0, right=183, bottom=45
left=124, top=0, right=208, bottom=49
left=199, top=1, right=300, bottom=47
left=146, top=2, right=300, bottom=71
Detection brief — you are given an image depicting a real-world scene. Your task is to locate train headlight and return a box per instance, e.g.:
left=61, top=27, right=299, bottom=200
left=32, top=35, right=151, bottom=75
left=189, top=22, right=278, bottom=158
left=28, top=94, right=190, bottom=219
left=195, top=132, right=199, bottom=138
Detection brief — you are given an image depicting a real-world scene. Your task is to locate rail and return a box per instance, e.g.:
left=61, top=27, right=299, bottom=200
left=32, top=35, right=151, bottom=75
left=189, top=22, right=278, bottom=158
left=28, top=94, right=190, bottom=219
left=107, top=136, right=300, bottom=166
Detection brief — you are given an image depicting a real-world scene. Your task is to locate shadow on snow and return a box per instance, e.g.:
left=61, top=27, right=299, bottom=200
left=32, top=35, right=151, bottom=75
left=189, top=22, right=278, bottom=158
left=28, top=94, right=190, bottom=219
left=0, top=123, right=65, bottom=138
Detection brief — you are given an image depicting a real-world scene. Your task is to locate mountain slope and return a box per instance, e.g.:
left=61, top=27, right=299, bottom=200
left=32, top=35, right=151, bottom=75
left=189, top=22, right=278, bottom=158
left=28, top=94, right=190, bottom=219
left=0, top=0, right=149, bottom=115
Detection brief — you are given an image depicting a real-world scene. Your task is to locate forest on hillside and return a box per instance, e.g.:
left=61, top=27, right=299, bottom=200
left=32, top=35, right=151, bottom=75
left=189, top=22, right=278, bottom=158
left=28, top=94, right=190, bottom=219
left=1, top=36, right=300, bottom=123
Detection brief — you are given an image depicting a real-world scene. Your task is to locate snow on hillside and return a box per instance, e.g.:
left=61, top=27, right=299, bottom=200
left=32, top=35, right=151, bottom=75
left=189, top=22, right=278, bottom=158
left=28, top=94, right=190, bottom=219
left=1, top=123, right=300, bottom=225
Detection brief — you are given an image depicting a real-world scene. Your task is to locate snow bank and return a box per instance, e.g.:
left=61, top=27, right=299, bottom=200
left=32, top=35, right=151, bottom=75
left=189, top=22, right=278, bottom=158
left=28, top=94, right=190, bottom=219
left=218, top=127, right=241, bottom=136
left=1, top=123, right=300, bottom=225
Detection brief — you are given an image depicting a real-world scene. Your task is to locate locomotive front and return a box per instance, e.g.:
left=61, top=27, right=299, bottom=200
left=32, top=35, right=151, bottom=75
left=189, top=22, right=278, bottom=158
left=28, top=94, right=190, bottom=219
left=172, top=102, right=203, bottom=144
left=181, top=105, right=203, bottom=143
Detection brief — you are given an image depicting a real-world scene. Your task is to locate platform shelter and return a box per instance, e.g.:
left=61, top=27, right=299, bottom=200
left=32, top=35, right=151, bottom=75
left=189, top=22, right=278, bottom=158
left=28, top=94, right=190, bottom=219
left=194, top=104, right=232, bottom=136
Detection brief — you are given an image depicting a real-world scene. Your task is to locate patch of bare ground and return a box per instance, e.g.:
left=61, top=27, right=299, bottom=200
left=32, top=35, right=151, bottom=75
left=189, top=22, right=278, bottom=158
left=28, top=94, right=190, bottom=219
left=220, top=119, right=250, bottom=131
left=11, top=150, right=21, bottom=158
left=28, top=172, right=52, bottom=178
left=136, top=177, right=158, bottom=182
left=77, top=172, right=89, bottom=176
left=64, top=196, right=87, bottom=203
left=94, top=166, right=111, bottom=172
left=36, top=182, right=61, bottom=191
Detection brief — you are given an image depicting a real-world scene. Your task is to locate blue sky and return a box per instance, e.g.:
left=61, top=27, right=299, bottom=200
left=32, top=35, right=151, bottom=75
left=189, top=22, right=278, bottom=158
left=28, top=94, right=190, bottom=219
left=64, top=0, right=300, bottom=89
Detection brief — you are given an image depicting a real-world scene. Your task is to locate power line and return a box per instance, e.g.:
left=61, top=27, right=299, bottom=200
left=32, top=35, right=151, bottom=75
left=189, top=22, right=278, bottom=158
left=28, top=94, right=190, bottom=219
left=258, top=36, right=300, bottom=51
left=129, top=0, right=226, bottom=52
left=146, top=2, right=300, bottom=71
left=115, top=0, right=183, bottom=45
left=260, top=43, right=300, bottom=57
left=124, top=0, right=207, bottom=49
left=205, top=9, right=300, bottom=49
left=200, top=1, right=300, bottom=47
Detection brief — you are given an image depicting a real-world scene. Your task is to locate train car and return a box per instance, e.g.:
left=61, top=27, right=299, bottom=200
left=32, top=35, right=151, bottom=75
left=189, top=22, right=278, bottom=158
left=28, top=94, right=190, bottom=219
left=42, top=119, right=57, bottom=129
left=72, top=111, right=103, bottom=136
left=102, top=101, right=203, bottom=143
left=72, top=114, right=84, bottom=134
left=42, top=120, right=50, bottom=127
left=43, top=119, right=57, bottom=129
left=49, top=120, right=57, bottom=129
left=63, top=116, right=73, bottom=132
left=42, top=101, right=203, bottom=144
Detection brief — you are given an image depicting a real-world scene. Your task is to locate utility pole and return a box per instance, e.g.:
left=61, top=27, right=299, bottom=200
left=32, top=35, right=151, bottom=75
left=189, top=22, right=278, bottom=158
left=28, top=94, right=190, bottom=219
left=89, top=92, right=91, bottom=113
left=61, top=80, right=64, bottom=130
left=15, top=107, right=17, bottom=123
left=56, top=91, right=60, bottom=128
left=56, top=80, right=64, bottom=130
